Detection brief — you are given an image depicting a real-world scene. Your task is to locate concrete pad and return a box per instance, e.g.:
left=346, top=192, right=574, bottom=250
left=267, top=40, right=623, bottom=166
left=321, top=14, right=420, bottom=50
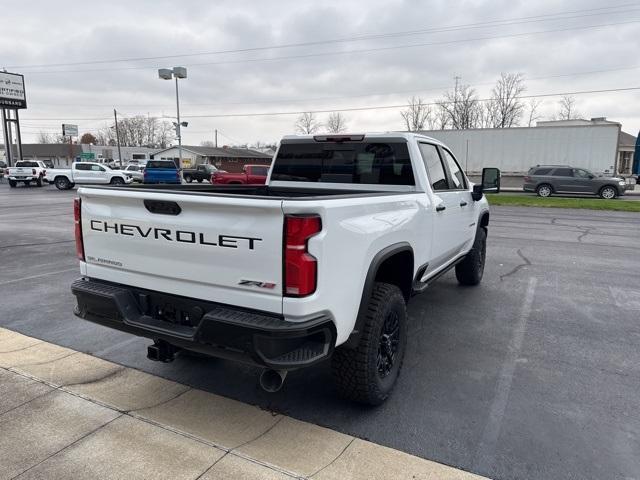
left=0, top=330, right=41, bottom=354
left=238, top=416, right=353, bottom=477
left=202, top=454, right=294, bottom=480
left=67, top=366, right=190, bottom=412
left=18, top=415, right=224, bottom=480
left=0, top=390, right=119, bottom=480
left=0, top=341, right=73, bottom=368
left=313, top=439, right=487, bottom=480
left=0, top=369, right=52, bottom=415
left=137, top=388, right=280, bottom=449
left=15, top=351, right=123, bottom=387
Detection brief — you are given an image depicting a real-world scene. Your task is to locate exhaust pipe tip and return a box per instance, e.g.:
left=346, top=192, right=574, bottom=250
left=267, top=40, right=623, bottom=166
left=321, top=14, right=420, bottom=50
left=259, top=369, right=288, bottom=393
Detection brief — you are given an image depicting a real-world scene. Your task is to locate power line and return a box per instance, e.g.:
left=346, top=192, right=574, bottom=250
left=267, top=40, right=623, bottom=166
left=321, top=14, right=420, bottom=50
left=6, top=3, right=638, bottom=70
left=25, top=64, right=640, bottom=110
left=18, top=86, right=640, bottom=123
left=174, top=86, right=640, bottom=119
left=16, top=18, right=640, bottom=75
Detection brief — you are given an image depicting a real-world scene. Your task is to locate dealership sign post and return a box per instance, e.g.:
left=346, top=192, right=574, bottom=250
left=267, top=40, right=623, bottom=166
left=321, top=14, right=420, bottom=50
left=0, top=71, right=27, bottom=167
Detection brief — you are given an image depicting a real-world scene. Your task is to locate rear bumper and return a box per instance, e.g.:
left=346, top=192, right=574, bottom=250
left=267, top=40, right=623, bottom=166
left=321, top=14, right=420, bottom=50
left=71, top=278, right=336, bottom=370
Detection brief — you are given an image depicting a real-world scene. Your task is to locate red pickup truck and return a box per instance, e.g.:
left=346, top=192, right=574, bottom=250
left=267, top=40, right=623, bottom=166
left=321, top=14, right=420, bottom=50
left=211, top=164, right=269, bottom=184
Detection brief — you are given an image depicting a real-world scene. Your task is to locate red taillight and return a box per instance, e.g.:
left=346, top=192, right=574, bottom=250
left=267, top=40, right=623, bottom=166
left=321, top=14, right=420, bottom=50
left=74, top=198, right=85, bottom=261
left=284, top=215, right=321, bottom=297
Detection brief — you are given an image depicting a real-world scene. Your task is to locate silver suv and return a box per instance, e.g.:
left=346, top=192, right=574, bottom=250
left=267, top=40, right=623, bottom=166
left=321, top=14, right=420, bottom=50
left=523, top=165, right=627, bottom=199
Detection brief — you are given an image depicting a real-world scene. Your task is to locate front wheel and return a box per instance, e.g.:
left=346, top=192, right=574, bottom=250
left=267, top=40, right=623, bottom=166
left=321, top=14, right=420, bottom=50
left=331, top=282, right=407, bottom=405
left=54, top=176, right=70, bottom=190
left=184, top=175, right=193, bottom=183
left=110, top=177, right=125, bottom=185
left=455, top=227, right=487, bottom=286
left=599, top=186, right=617, bottom=199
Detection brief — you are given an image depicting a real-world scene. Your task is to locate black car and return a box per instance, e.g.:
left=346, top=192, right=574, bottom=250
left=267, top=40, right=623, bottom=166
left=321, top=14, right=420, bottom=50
left=523, top=165, right=627, bottom=199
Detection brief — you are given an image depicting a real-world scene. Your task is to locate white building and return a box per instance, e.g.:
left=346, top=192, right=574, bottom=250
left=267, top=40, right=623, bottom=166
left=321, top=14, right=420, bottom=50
left=419, top=118, right=636, bottom=176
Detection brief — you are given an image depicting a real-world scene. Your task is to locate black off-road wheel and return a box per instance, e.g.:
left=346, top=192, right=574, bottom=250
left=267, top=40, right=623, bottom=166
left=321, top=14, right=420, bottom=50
left=455, top=227, right=487, bottom=286
left=331, top=282, right=407, bottom=406
left=110, top=177, right=125, bottom=185
left=54, top=176, right=70, bottom=190
left=9, top=180, right=17, bottom=188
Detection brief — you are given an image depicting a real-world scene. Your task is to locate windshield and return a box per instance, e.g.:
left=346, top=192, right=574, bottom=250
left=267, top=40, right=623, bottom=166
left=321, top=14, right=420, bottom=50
left=272, top=141, right=414, bottom=185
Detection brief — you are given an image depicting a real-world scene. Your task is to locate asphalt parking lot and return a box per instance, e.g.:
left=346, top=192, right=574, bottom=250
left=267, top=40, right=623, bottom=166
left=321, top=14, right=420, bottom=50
left=1, top=183, right=639, bottom=480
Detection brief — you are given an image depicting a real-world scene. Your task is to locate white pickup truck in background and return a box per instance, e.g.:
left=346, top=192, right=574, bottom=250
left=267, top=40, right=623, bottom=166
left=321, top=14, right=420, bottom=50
left=46, top=161, right=133, bottom=190
left=7, top=160, right=48, bottom=187
left=70, top=132, right=500, bottom=405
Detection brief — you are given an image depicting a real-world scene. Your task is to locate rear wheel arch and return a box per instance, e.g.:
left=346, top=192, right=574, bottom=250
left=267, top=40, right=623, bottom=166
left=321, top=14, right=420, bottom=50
left=344, top=243, right=414, bottom=349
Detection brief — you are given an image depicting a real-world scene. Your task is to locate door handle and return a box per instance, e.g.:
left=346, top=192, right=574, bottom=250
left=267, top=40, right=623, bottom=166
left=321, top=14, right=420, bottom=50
left=436, top=204, right=446, bottom=212
left=460, top=200, right=468, bottom=207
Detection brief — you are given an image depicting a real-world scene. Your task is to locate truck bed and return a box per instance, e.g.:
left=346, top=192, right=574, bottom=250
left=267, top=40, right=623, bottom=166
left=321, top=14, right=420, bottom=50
left=84, top=183, right=408, bottom=199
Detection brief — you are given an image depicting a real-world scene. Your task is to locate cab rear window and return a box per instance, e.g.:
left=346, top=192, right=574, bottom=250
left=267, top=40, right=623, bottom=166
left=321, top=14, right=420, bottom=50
left=147, top=160, right=177, bottom=169
left=15, top=161, right=39, bottom=167
left=271, top=142, right=414, bottom=185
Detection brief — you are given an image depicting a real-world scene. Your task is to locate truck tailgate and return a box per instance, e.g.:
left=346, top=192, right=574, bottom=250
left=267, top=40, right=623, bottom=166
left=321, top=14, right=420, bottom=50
left=79, top=188, right=284, bottom=314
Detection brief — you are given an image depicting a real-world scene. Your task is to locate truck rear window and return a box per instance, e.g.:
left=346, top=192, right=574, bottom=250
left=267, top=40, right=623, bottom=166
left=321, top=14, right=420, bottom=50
left=271, top=142, right=414, bottom=185
left=15, top=161, right=39, bottom=167
left=147, top=160, right=177, bottom=169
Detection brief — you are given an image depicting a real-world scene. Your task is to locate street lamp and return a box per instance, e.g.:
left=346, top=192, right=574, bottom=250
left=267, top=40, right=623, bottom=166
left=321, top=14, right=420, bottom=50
left=158, top=67, right=187, bottom=175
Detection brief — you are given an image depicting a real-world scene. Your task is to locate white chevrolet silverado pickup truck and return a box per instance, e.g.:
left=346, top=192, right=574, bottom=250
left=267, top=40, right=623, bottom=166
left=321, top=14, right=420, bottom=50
left=46, top=161, right=132, bottom=190
left=7, top=160, right=47, bottom=187
left=71, top=133, right=500, bottom=405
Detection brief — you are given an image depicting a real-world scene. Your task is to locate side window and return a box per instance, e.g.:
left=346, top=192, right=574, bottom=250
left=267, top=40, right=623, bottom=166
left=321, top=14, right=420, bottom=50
left=75, top=163, right=90, bottom=171
left=552, top=168, right=573, bottom=177
left=253, top=167, right=269, bottom=176
left=533, top=168, right=552, bottom=175
left=441, top=149, right=467, bottom=189
left=418, top=143, right=448, bottom=191
left=90, top=165, right=104, bottom=172
left=574, top=169, right=590, bottom=178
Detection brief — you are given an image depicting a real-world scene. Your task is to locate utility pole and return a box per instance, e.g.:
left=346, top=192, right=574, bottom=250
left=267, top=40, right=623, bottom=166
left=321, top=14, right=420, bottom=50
left=215, top=129, right=218, bottom=148
left=113, top=109, right=123, bottom=165
left=175, top=76, right=183, bottom=168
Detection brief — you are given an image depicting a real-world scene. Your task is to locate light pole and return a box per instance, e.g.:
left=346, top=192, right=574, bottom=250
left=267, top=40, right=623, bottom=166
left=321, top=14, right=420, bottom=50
left=159, top=67, right=188, bottom=177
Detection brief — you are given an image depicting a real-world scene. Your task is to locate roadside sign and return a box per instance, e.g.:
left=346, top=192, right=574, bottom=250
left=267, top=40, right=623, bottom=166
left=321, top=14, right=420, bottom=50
left=0, top=72, right=27, bottom=109
left=80, top=152, right=95, bottom=160
left=62, top=124, right=78, bottom=137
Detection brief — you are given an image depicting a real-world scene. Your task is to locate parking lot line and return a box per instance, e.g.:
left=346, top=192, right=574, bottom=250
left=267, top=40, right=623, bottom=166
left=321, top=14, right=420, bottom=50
left=0, top=327, right=486, bottom=480
left=473, top=277, right=537, bottom=472
left=0, top=268, right=78, bottom=286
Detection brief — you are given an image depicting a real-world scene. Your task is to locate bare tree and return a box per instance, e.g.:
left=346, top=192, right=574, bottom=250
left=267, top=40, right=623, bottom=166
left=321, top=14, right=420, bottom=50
left=36, top=131, right=65, bottom=144
left=488, top=73, right=526, bottom=128
left=438, top=82, right=482, bottom=129
left=326, top=112, right=348, bottom=133
left=526, top=98, right=544, bottom=126
left=400, top=96, right=432, bottom=131
left=95, top=116, right=174, bottom=147
left=557, top=95, right=581, bottom=120
left=295, top=112, right=322, bottom=134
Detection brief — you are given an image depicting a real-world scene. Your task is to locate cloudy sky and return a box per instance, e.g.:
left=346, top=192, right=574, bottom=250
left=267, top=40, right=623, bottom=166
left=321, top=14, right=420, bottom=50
left=1, top=0, right=639, bottom=146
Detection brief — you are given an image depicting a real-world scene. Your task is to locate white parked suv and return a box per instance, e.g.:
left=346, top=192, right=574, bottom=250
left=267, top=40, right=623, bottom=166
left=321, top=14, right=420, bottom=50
left=70, top=133, right=500, bottom=404
left=46, top=162, right=132, bottom=190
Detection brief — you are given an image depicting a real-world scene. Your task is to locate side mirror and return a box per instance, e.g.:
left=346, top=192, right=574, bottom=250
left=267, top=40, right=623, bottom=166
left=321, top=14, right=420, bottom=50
left=472, top=167, right=501, bottom=201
